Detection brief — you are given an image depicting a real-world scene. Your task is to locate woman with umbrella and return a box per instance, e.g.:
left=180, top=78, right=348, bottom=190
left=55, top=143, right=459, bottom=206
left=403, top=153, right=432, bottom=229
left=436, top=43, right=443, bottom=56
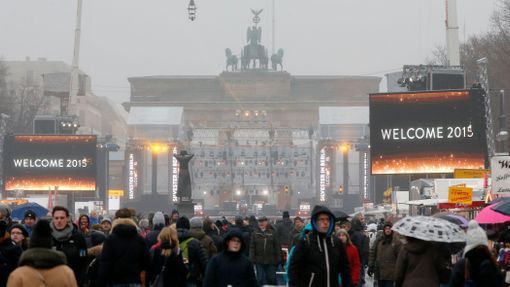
left=392, top=216, right=465, bottom=287
left=449, top=220, right=502, bottom=287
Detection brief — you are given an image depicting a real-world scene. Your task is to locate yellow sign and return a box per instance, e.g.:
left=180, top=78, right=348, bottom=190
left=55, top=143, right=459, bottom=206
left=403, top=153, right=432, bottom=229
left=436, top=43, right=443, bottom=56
left=454, top=169, right=490, bottom=179
left=448, top=186, right=473, bottom=205
left=108, top=189, right=124, bottom=197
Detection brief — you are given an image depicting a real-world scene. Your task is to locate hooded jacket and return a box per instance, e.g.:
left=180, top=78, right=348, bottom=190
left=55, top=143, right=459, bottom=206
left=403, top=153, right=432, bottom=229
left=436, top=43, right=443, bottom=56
left=0, top=235, right=22, bottom=287
left=349, top=217, right=369, bottom=264
left=288, top=205, right=352, bottom=287
left=368, top=231, right=401, bottom=280
left=394, top=238, right=444, bottom=287
left=177, top=228, right=208, bottom=284
left=190, top=228, right=217, bottom=259
left=98, top=218, right=151, bottom=285
left=6, top=248, right=77, bottom=287
left=203, top=230, right=257, bottom=287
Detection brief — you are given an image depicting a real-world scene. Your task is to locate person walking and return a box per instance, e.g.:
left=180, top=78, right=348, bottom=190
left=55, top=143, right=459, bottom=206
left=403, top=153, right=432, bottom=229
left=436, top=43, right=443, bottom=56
left=9, top=224, right=29, bottom=251
left=147, top=211, right=166, bottom=249
left=176, top=216, right=208, bottom=287
left=22, top=209, right=37, bottom=237
left=249, top=216, right=282, bottom=287
left=276, top=211, right=293, bottom=248
left=349, top=216, right=370, bottom=286
left=203, top=230, right=257, bottom=287
left=367, top=221, right=402, bottom=287
left=289, top=217, right=305, bottom=248
left=98, top=217, right=151, bottom=287
left=150, top=226, right=188, bottom=287
left=449, top=220, right=502, bottom=287
left=50, top=206, right=87, bottom=286
left=394, top=236, right=448, bottom=287
left=0, top=219, right=22, bottom=287
left=203, top=218, right=223, bottom=253
left=6, top=219, right=77, bottom=287
left=189, top=217, right=217, bottom=259
left=338, top=229, right=361, bottom=286
left=288, top=205, right=352, bottom=287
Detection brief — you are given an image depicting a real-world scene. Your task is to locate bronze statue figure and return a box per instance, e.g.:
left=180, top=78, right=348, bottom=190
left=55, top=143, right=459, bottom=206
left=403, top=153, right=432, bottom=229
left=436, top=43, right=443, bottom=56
left=271, top=48, right=284, bottom=71
left=225, top=48, right=238, bottom=72
left=240, top=9, right=268, bottom=70
left=174, top=150, right=194, bottom=201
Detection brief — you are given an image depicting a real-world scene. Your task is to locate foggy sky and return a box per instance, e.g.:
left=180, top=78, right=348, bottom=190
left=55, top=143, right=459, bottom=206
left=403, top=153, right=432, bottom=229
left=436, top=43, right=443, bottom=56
left=0, top=0, right=498, bottom=103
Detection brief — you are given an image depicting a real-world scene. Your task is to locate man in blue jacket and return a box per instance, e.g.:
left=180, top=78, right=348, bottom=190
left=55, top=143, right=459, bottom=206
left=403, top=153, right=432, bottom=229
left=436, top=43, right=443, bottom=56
left=288, top=205, right=352, bottom=287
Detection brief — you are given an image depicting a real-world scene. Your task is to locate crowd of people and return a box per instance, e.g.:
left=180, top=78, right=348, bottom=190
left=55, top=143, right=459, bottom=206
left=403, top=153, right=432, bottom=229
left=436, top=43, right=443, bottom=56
left=0, top=202, right=508, bottom=287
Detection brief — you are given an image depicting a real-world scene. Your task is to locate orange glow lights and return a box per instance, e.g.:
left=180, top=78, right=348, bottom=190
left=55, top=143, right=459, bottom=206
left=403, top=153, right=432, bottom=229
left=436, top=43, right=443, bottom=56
left=4, top=177, right=96, bottom=191
left=372, top=153, right=485, bottom=174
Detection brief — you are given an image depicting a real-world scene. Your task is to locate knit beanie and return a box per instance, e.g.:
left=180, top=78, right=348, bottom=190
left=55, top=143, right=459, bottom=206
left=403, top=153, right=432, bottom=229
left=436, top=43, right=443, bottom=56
left=464, top=220, right=488, bottom=256
left=176, top=216, right=191, bottom=230
left=30, top=219, right=53, bottom=248
left=152, top=212, right=165, bottom=227
left=190, top=217, right=203, bottom=229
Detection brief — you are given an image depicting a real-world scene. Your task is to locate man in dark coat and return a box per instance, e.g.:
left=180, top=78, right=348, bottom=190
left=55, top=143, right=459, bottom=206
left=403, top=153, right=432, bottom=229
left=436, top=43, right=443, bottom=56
left=230, top=216, right=251, bottom=256
left=275, top=211, right=293, bottom=248
left=368, top=222, right=402, bottom=287
left=288, top=205, right=352, bottom=287
left=250, top=216, right=282, bottom=287
left=203, top=229, right=257, bottom=287
left=98, top=217, right=151, bottom=286
left=50, top=206, right=87, bottom=286
left=176, top=216, right=208, bottom=287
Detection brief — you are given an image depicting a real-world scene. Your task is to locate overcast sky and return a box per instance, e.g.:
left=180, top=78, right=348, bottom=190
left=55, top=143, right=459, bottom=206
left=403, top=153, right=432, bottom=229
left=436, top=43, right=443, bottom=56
left=0, top=0, right=499, bottom=103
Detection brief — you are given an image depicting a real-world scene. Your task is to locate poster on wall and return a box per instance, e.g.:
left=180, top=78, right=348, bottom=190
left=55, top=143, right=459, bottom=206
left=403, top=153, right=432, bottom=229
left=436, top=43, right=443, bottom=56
left=491, top=155, right=510, bottom=195
left=3, top=135, right=97, bottom=191
left=370, top=89, right=487, bottom=174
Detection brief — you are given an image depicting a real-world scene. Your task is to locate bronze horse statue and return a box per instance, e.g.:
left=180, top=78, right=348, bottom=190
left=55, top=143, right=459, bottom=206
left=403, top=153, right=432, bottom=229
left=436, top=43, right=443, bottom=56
left=271, top=48, right=284, bottom=71
left=225, top=48, right=238, bottom=72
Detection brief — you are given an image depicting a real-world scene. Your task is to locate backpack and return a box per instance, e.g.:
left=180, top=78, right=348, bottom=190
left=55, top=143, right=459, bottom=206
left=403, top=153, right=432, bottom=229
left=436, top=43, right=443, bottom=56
left=179, top=237, right=194, bottom=279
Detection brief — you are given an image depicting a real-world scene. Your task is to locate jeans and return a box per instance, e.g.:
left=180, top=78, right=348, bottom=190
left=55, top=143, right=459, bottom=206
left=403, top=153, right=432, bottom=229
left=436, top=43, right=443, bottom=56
left=255, top=263, right=277, bottom=287
left=378, top=280, right=394, bottom=287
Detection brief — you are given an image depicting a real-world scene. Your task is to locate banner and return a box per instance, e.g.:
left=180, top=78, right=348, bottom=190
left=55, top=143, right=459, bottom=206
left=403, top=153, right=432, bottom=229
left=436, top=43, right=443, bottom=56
left=491, top=156, right=510, bottom=195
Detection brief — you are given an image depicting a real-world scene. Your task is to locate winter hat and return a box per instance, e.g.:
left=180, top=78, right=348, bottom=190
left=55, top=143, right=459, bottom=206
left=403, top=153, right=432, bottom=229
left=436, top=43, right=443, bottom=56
left=383, top=221, right=393, bottom=229
left=464, top=220, right=488, bottom=256
left=9, top=224, right=29, bottom=237
left=139, top=218, right=149, bottom=229
left=30, top=219, right=53, bottom=248
left=152, top=212, right=165, bottom=227
left=101, top=217, right=112, bottom=224
left=90, top=230, right=106, bottom=246
left=190, top=217, right=203, bottom=229
left=171, top=209, right=179, bottom=216
left=282, top=211, right=290, bottom=219
left=24, top=209, right=37, bottom=220
left=176, top=216, right=191, bottom=230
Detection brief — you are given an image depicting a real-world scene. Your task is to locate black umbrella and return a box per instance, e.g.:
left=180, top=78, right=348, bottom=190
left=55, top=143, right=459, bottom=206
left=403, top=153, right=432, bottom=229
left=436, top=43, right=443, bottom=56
left=492, top=200, right=510, bottom=216
left=486, top=197, right=510, bottom=207
left=333, top=210, right=350, bottom=222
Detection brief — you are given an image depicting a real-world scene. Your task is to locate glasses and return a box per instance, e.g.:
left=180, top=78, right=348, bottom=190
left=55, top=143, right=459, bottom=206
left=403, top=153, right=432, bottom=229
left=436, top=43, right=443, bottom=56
left=10, top=231, right=23, bottom=235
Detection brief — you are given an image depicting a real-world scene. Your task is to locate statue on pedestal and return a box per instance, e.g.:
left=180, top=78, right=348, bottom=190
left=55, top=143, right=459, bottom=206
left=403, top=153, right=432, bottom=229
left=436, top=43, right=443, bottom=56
left=174, top=150, right=194, bottom=201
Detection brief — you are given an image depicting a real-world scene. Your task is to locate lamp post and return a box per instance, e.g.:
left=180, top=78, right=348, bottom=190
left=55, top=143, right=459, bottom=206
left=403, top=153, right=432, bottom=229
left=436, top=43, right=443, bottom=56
left=497, top=89, right=508, bottom=153
left=341, top=143, right=349, bottom=195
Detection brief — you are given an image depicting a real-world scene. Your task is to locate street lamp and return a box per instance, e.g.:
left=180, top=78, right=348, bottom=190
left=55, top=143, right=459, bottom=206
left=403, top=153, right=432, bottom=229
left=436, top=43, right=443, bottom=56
left=188, top=0, right=197, bottom=21
left=497, top=89, right=508, bottom=153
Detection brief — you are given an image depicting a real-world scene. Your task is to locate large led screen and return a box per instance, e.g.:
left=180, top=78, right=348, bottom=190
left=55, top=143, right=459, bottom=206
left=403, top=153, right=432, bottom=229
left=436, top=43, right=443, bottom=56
left=3, top=135, right=97, bottom=191
left=370, top=89, right=487, bottom=174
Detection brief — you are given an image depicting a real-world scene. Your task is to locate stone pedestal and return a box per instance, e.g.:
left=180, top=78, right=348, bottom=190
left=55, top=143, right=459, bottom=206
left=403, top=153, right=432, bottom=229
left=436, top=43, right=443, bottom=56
left=176, top=200, right=196, bottom=218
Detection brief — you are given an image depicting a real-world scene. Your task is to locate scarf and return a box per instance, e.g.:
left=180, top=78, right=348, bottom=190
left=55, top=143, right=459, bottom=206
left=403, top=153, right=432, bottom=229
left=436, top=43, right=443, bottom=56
left=51, top=222, right=74, bottom=241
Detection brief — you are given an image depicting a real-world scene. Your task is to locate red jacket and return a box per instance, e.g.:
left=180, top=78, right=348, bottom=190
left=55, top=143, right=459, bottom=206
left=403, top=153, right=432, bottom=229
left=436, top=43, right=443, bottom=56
left=345, top=243, right=361, bottom=285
